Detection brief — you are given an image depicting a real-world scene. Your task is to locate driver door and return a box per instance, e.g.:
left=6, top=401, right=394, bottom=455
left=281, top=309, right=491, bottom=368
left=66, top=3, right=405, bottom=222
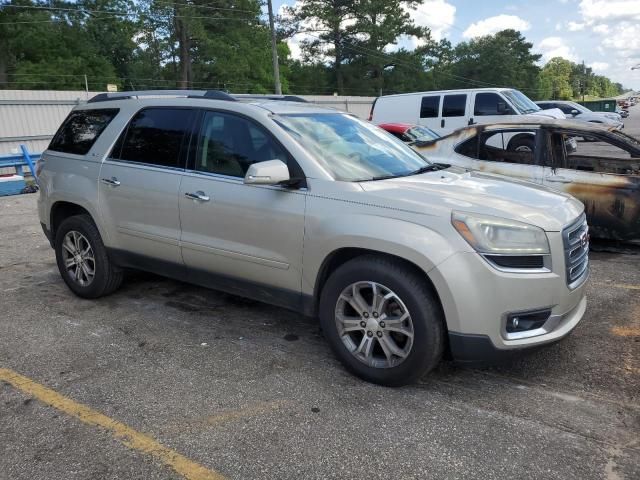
left=178, top=110, right=307, bottom=300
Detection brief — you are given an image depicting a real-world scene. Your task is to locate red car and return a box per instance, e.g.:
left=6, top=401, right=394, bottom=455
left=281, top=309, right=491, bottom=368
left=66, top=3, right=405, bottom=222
left=378, top=123, right=440, bottom=144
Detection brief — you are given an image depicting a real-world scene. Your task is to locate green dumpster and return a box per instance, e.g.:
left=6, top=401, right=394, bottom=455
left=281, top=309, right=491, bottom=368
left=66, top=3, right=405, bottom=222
left=578, top=99, right=618, bottom=112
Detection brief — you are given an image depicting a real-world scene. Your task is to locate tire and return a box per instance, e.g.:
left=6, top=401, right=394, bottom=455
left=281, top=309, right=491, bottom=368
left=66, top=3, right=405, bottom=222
left=319, top=255, right=445, bottom=386
left=507, top=135, right=535, bottom=152
left=54, top=214, right=123, bottom=298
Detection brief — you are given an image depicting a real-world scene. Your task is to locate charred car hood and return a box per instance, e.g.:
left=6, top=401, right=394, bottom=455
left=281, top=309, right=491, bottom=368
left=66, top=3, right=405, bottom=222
left=358, top=168, right=584, bottom=232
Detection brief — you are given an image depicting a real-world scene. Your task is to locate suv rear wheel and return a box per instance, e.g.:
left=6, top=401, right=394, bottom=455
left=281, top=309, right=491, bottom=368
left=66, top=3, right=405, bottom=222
left=319, top=255, right=444, bottom=386
left=54, top=214, right=123, bottom=298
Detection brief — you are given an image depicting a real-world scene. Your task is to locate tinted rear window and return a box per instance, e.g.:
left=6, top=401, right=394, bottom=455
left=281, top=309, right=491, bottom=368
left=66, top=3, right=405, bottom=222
left=49, top=109, right=119, bottom=155
left=113, top=108, right=195, bottom=168
left=420, top=96, right=440, bottom=118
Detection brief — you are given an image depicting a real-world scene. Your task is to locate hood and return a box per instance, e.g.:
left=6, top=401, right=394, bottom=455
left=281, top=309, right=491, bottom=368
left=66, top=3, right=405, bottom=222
left=358, top=168, right=584, bottom=232
left=590, top=111, right=622, bottom=122
left=530, top=108, right=566, bottom=119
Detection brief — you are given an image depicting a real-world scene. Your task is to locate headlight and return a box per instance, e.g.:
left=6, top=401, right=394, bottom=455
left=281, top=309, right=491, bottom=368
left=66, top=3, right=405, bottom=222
left=452, top=211, right=550, bottom=255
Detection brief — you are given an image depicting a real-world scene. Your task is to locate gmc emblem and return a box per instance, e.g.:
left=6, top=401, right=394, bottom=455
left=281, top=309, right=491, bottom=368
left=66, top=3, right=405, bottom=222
left=580, top=232, right=589, bottom=249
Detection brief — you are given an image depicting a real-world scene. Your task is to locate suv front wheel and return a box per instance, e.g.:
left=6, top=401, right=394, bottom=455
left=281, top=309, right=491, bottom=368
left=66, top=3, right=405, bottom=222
left=319, top=255, right=444, bottom=386
left=54, top=214, right=123, bottom=298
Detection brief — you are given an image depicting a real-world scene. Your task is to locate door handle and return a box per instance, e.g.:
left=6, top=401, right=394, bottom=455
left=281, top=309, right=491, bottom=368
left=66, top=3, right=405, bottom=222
left=184, top=191, right=210, bottom=202
left=546, top=176, right=572, bottom=184
left=101, top=177, right=121, bottom=186
left=441, top=119, right=445, bottom=128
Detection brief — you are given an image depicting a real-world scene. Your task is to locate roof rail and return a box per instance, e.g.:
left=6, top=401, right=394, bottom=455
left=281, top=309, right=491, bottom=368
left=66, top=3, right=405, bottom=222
left=233, top=94, right=308, bottom=103
left=87, top=90, right=236, bottom=103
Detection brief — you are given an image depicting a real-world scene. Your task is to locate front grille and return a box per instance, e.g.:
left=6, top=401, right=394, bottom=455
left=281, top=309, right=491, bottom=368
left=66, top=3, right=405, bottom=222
left=563, top=214, right=589, bottom=289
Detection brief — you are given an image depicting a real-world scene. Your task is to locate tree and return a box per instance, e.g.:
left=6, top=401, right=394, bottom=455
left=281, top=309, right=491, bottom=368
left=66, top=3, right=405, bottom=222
left=447, top=30, right=542, bottom=95
left=284, top=0, right=358, bottom=94
left=539, top=57, right=574, bottom=100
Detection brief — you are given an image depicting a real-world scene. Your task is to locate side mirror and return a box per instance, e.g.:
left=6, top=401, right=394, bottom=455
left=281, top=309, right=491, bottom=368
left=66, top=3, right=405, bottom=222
left=244, top=159, right=290, bottom=186
left=497, top=102, right=507, bottom=114
left=570, top=109, right=579, bottom=116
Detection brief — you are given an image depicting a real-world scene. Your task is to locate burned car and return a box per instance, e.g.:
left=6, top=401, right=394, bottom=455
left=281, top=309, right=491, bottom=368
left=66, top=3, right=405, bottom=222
left=415, top=118, right=640, bottom=244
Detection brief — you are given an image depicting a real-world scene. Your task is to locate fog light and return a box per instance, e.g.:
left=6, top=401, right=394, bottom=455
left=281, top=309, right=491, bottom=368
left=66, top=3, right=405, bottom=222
left=506, top=309, right=551, bottom=333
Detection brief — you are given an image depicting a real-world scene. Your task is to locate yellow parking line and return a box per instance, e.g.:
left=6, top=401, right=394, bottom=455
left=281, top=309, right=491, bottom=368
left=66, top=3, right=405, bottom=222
left=0, top=368, right=226, bottom=480
left=611, top=326, right=640, bottom=337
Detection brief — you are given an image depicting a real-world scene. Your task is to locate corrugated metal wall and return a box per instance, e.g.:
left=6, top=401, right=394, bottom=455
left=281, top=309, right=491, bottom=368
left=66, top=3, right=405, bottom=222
left=0, top=90, right=102, bottom=155
left=0, top=90, right=376, bottom=158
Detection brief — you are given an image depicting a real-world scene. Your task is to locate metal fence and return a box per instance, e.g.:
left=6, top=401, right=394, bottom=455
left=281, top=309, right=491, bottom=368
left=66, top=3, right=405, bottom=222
left=0, top=90, right=376, bottom=158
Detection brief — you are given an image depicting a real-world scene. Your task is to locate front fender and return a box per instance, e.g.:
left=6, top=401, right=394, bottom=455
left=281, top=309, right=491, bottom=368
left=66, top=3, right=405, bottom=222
left=302, top=198, right=463, bottom=296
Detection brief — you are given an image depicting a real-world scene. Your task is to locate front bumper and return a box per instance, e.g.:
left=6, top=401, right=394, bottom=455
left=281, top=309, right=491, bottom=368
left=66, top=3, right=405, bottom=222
left=448, top=294, right=586, bottom=363
left=428, top=230, right=588, bottom=361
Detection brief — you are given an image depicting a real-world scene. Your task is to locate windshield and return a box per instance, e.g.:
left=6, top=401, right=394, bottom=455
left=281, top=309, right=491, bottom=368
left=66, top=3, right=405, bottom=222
left=405, top=126, right=440, bottom=143
left=502, top=89, right=541, bottom=114
left=275, top=113, right=432, bottom=182
left=569, top=101, right=589, bottom=113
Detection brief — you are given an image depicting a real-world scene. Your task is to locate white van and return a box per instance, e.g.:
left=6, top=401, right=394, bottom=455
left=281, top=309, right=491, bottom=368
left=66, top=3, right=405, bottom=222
left=370, top=88, right=565, bottom=139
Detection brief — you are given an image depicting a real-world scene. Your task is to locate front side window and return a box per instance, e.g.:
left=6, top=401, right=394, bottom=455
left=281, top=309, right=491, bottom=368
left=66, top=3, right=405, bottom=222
left=420, top=96, right=440, bottom=118
left=275, top=113, right=431, bottom=182
left=194, top=111, right=289, bottom=177
left=49, top=109, right=119, bottom=155
left=442, top=94, right=467, bottom=117
left=474, top=93, right=514, bottom=116
left=555, top=103, right=578, bottom=115
left=114, top=108, right=195, bottom=168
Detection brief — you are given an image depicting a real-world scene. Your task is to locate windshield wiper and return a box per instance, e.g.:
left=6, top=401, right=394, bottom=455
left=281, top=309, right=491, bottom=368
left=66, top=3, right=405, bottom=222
left=362, top=163, right=449, bottom=182
left=408, top=164, right=449, bottom=175
left=364, top=173, right=405, bottom=181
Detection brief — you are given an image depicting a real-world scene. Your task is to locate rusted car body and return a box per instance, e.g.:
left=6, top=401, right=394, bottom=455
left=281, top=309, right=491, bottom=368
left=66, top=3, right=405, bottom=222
left=414, top=118, right=640, bottom=244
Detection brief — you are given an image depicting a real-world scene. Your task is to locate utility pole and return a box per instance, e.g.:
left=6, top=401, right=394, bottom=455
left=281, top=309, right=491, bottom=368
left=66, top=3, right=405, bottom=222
left=266, top=0, right=282, bottom=95
left=582, top=60, right=586, bottom=102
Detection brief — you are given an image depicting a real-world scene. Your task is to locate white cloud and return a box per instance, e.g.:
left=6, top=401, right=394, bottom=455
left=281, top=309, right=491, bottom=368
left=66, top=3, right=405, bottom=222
left=462, top=14, right=531, bottom=39
left=403, top=0, right=456, bottom=42
left=537, top=36, right=578, bottom=62
left=601, top=22, right=640, bottom=54
left=589, top=62, right=609, bottom=71
left=592, top=24, right=609, bottom=34
left=567, top=21, right=585, bottom=31
left=578, top=0, right=640, bottom=23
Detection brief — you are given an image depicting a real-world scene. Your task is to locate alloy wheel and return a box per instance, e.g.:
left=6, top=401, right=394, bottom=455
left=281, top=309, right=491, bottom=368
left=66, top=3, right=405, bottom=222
left=61, top=230, right=96, bottom=287
left=335, top=281, right=414, bottom=369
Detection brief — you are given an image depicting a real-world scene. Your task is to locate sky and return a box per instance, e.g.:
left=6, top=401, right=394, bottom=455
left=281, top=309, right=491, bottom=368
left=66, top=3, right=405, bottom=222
left=272, top=0, right=640, bottom=90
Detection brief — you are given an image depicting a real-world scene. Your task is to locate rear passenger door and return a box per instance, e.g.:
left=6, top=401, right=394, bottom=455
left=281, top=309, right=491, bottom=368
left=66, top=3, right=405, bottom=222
left=98, top=107, right=196, bottom=266
left=178, top=110, right=306, bottom=301
left=454, top=128, right=546, bottom=184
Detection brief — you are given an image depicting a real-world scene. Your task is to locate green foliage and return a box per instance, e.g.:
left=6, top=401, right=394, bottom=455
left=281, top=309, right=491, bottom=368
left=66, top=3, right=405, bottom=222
left=538, top=57, right=624, bottom=101
left=0, top=0, right=629, bottom=97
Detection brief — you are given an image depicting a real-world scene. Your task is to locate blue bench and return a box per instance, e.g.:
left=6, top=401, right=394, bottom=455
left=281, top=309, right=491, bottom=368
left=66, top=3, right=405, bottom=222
left=0, top=145, right=40, bottom=196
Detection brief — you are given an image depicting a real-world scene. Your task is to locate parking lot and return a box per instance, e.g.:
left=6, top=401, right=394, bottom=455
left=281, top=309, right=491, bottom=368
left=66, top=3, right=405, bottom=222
left=0, top=110, right=639, bottom=480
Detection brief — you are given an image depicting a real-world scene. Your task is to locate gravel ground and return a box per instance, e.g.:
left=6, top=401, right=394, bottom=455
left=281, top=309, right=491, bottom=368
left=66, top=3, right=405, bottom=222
left=0, top=190, right=638, bottom=480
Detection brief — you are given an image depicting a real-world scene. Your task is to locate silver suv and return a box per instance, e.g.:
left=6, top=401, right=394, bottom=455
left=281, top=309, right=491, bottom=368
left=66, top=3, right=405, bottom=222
left=38, top=90, right=589, bottom=386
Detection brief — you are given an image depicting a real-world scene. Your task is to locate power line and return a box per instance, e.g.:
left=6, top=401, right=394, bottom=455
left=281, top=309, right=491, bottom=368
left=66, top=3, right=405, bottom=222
left=0, top=3, right=259, bottom=15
